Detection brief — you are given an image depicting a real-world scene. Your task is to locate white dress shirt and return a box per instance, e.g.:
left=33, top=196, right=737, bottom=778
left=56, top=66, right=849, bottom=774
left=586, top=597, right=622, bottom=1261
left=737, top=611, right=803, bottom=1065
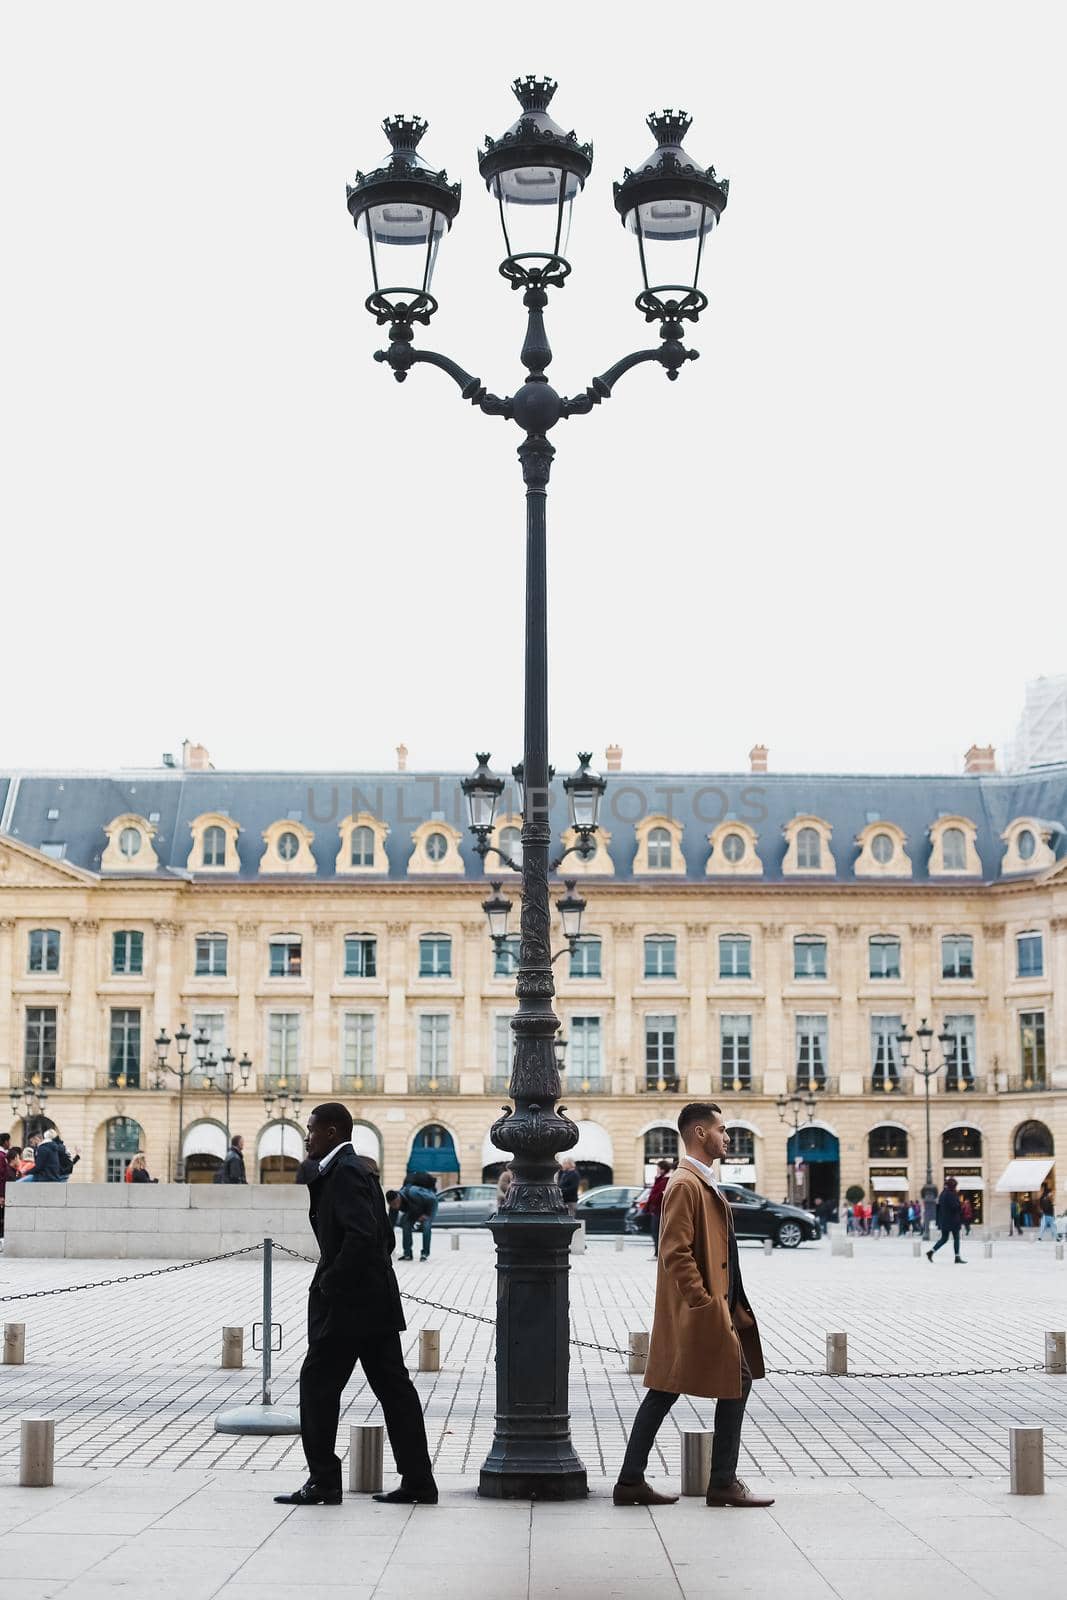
left=315, top=1139, right=352, bottom=1174
left=683, top=1153, right=721, bottom=1191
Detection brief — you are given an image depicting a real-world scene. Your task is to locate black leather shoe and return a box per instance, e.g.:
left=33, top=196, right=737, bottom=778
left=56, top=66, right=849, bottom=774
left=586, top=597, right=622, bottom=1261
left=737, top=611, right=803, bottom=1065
left=274, top=1480, right=343, bottom=1506
left=372, top=1483, right=439, bottom=1505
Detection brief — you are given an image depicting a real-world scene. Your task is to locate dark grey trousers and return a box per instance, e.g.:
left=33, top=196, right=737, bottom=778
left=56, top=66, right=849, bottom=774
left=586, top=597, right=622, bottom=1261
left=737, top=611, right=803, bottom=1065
left=619, top=1354, right=752, bottom=1489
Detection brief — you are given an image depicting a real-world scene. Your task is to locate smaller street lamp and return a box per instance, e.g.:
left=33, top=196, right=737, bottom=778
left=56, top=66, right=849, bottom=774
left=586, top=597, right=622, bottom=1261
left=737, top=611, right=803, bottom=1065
left=482, top=878, right=586, bottom=968
left=776, top=1090, right=817, bottom=1206
left=202, top=1047, right=252, bottom=1149
left=465, top=752, right=593, bottom=871
left=552, top=1033, right=568, bottom=1073
left=896, top=1018, right=950, bottom=1236
left=263, top=1078, right=304, bottom=1126
left=10, top=1074, right=49, bottom=1135
left=153, top=1023, right=208, bottom=1182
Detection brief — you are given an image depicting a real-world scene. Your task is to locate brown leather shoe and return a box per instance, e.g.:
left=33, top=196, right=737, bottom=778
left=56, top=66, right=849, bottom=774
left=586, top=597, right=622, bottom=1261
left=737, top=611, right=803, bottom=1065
left=613, top=1479, right=679, bottom=1506
left=705, top=1477, right=775, bottom=1508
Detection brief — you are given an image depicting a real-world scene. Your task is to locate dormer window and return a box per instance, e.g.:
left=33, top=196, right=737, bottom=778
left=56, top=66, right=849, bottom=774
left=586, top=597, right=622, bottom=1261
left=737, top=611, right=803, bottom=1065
left=942, top=828, right=965, bottom=870
left=277, top=831, right=300, bottom=862
left=203, top=826, right=226, bottom=867
left=634, top=815, right=685, bottom=876
left=336, top=813, right=389, bottom=876
left=871, top=832, right=893, bottom=864
left=722, top=832, right=745, bottom=863
left=797, top=828, right=820, bottom=870
left=351, top=826, right=375, bottom=867
left=269, top=935, right=303, bottom=978
left=1017, top=829, right=1036, bottom=861
left=648, top=828, right=672, bottom=870
left=102, top=813, right=159, bottom=872
left=119, top=827, right=142, bottom=859
left=499, top=826, right=522, bottom=866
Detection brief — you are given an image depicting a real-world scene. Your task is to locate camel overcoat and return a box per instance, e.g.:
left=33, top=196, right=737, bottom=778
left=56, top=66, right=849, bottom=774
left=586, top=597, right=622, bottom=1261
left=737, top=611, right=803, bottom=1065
left=643, top=1163, right=766, bottom=1400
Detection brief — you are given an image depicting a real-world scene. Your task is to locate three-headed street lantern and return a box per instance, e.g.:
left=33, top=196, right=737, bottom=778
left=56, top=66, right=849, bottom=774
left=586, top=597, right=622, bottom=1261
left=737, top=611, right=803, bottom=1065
left=478, top=76, right=593, bottom=284
left=614, top=111, right=729, bottom=325
left=346, top=115, right=461, bottom=326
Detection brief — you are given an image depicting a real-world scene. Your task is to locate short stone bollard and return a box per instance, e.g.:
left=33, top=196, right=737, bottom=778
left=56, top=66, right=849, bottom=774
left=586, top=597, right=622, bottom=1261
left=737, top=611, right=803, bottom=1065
left=912, top=1240, right=923, bottom=1258
left=1010, top=1427, right=1044, bottom=1495
left=570, top=1222, right=586, bottom=1254
left=762, top=1239, right=773, bottom=1257
left=1044, top=1332, right=1066, bottom=1375
left=451, top=1233, right=461, bottom=1252
left=419, top=1329, right=441, bottom=1373
left=628, top=1331, right=649, bottom=1375
left=19, top=1419, right=54, bottom=1487
left=831, top=1239, right=853, bottom=1259
left=614, top=1237, right=625, bottom=1253
left=4, top=1324, right=26, bottom=1365
left=825, top=1333, right=848, bottom=1376
left=221, top=1328, right=244, bottom=1370
left=984, top=1241, right=994, bottom=1259
left=1056, top=1242, right=1064, bottom=1262
left=680, top=1430, right=713, bottom=1496
left=349, top=1423, right=384, bottom=1493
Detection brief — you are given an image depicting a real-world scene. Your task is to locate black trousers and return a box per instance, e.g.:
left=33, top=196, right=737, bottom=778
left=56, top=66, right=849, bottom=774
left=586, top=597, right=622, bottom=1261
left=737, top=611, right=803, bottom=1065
left=931, top=1226, right=962, bottom=1258
left=619, top=1353, right=752, bottom=1489
left=299, top=1294, right=434, bottom=1489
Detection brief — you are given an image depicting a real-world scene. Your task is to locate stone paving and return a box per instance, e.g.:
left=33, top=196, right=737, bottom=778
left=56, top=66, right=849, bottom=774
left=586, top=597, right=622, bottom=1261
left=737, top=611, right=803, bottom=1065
left=1, top=1231, right=1065, bottom=1485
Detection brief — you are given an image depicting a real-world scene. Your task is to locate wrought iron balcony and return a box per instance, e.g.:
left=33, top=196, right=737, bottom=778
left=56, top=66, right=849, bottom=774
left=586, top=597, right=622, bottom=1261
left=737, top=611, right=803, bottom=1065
left=719, top=1076, right=754, bottom=1094
left=789, top=1075, right=836, bottom=1094
left=1000, top=1075, right=1051, bottom=1093
left=410, top=1075, right=459, bottom=1095
left=334, top=1074, right=384, bottom=1095
left=638, top=1075, right=683, bottom=1094
left=262, top=1074, right=307, bottom=1096
left=868, top=1075, right=906, bottom=1094
left=96, top=1070, right=144, bottom=1090
left=561, top=1075, right=612, bottom=1095
left=487, top=1075, right=514, bottom=1094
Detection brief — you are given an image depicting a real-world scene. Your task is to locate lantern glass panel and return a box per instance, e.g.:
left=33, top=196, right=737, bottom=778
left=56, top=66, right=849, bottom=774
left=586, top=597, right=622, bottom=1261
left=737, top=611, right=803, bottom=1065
left=492, top=166, right=576, bottom=260
left=359, top=201, right=447, bottom=296
left=627, top=198, right=714, bottom=296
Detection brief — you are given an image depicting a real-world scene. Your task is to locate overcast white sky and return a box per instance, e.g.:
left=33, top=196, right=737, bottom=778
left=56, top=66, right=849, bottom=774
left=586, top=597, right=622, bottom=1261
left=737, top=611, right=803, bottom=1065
left=2, top=2, right=1064, bottom=778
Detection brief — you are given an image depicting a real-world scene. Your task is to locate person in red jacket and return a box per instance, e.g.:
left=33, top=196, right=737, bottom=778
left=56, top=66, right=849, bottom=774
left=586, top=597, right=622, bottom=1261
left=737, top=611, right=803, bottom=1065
left=646, top=1160, right=672, bottom=1257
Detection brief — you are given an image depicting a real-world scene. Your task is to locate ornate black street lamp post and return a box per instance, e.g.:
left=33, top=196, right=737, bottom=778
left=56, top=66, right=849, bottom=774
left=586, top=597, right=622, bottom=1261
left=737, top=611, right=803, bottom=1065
left=202, top=1048, right=253, bottom=1149
left=347, top=77, right=728, bottom=1499
left=9, top=1075, right=49, bottom=1139
left=775, top=1090, right=817, bottom=1206
left=896, top=1019, right=952, bottom=1237
left=153, top=1023, right=209, bottom=1182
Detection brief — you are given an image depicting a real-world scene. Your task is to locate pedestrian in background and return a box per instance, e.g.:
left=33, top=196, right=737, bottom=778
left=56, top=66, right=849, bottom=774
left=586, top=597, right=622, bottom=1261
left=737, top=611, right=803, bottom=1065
left=124, top=1153, right=157, bottom=1183
left=215, top=1134, right=247, bottom=1184
left=1038, top=1183, right=1057, bottom=1240
left=926, top=1177, right=966, bottom=1264
left=960, top=1195, right=974, bottom=1236
left=495, top=1167, right=513, bottom=1210
left=399, top=1175, right=437, bottom=1261
left=646, top=1160, right=671, bottom=1256
left=558, top=1157, right=581, bottom=1216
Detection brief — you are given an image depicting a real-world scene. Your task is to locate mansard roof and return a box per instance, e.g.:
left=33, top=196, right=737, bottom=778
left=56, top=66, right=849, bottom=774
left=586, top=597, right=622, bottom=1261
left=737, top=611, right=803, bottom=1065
left=1, top=763, right=1065, bottom=885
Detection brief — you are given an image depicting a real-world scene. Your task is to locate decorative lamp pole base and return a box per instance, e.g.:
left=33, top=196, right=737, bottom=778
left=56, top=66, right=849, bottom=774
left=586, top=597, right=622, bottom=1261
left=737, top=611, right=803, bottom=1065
left=478, top=1213, right=587, bottom=1500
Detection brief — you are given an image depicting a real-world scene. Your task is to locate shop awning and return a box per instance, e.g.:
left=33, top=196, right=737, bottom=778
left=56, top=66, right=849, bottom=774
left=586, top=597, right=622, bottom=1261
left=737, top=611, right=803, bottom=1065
left=994, top=1157, right=1054, bottom=1193
left=869, top=1175, right=908, bottom=1192
left=948, top=1175, right=985, bottom=1190
left=182, top=1121, right=227, bottom=1160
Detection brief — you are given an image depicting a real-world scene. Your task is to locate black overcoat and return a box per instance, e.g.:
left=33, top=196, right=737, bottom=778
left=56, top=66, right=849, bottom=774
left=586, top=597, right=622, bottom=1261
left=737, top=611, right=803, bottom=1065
left=307, top=1146, right=405, bottom=1336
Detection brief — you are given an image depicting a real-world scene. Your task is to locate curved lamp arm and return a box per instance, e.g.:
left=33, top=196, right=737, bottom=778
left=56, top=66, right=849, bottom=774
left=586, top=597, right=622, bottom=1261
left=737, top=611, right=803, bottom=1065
left=373, top=338, right=512, bottom=417
left=561, top=340, right=699, bottom=417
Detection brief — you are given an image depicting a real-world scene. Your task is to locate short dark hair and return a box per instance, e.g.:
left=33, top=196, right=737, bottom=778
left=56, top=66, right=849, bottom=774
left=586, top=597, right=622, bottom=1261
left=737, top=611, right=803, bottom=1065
left=0, top=1133, right=9, bottom=1147
left=310, top=1101, right=353, bottom=1139
left=677, top=1101, right=722, bottom=1140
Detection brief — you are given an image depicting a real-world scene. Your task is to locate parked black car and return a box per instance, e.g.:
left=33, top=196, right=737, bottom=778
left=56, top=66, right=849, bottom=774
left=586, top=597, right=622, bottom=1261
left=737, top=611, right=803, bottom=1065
left=574, top=1185, right=646, bottom=1234
left=624, top=1182, right=819, bottom=1248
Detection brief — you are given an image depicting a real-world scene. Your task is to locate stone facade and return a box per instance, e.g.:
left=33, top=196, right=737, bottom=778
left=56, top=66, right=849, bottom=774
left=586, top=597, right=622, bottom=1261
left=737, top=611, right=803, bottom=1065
left=2, top=822, right=1065, bottom=1230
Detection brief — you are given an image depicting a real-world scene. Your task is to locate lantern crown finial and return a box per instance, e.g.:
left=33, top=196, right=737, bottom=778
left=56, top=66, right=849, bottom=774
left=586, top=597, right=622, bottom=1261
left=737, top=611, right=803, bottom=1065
left=512, top=75, right=558, bottom=114
left=382, top=114, right=429, bottom=154
left=647, top=109, right=692, bottom=147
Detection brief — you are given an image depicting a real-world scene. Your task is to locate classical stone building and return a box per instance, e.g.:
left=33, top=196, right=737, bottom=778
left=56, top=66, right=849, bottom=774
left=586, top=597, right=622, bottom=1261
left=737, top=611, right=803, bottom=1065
left=1, top=743, right=1064, bottom=1229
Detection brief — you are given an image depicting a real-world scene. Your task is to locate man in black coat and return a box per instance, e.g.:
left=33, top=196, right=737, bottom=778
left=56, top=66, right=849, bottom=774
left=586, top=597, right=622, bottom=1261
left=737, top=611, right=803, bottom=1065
left=215, top=1135, right=246, bottom=1184
left=926, top=1176, right=966, bottom=1264
left=274, top=1102, right=437, bottom=1508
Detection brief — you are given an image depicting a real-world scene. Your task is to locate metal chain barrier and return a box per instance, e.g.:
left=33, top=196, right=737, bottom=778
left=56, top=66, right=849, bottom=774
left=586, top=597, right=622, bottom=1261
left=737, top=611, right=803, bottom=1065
left=0, top=1244, right=263, bottom=1303
left=0, top=1239, right=1051, bottom=1377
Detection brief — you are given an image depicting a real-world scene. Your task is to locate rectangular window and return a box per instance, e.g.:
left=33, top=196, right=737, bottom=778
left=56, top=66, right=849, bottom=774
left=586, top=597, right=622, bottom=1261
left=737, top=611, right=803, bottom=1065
left=644, top=936, right=677, bottom=979
left=418, top=1013, right=450, bottom=1076
left=870, top=1014, right=903, bottom=1086
left=795, top=1014, right=828, bottom=1087
left=944, top=1013, right=977, bottom=1088
left=794, top=936, right=827, bottom=980
left=941, top=934, right=974, bottom=980
left=644, top=1015, right=677, bottom=1088
left=1016, top=931, right=1044, bottom=979
left=1019, top=1011, right=1046, bottom=1085
left=191, top=1012, right=227, bottom=1084
left=109, top=1008, right=141, bottom=1087
left=493, top=935, right=521, bottom=978
left=269, top=937, right=302, bottom=978
left=194, top=934, right=228, bottom=977
left=342, top=1013, right=376, bottom=1082
left=112, top=929, right=144, bottom=976
left=27, top=929, right=60, bottom=974
left=344, top=935, right=377, bottom=978
left=268, top=1012, right=300, bottom=1076
left=40, top=842, right=66, bottom=860
left=720, top=1013, right=752, bottom=1090
left=569, top=937, right=602, bottom=979
left=569, top=1016, right=602, bottom=1081
left=718, top=935, right=751, bottom=979
left=24, top=1008, right=58, bottom=1087
left=418, top=936, right=452, bottom=978
left=494, top=1014, right=515, bottom=1077
left=868, top=936, right=901, bottom=980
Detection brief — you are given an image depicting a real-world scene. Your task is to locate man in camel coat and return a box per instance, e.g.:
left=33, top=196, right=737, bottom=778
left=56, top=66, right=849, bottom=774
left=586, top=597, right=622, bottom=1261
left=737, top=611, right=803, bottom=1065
left=614, top=1101, right=773, bottom=1508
